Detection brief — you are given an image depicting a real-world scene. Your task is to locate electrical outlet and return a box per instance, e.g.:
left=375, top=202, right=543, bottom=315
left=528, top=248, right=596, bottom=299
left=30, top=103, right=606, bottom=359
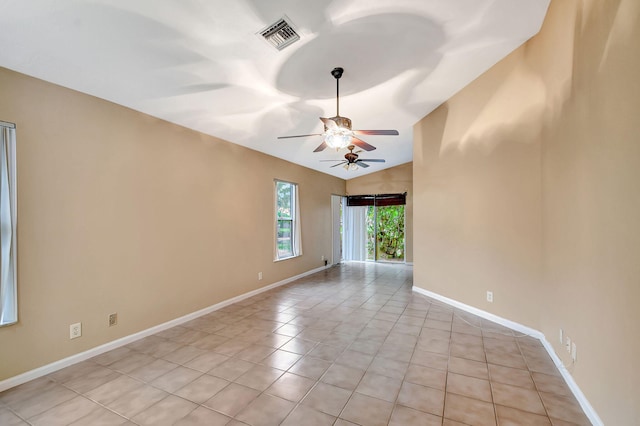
left=70, top=322, right=82, bottom=339
left=258, top=272, right=263, bottom=280
left=108, top=313, right=118, bottom=327
left=321, top=255, right=325, bottom=261
left=486, top=291, right=493, bottom=303
left=565, top=336, right=571, bottom=353
left=571, top=342, right=577, bottom=362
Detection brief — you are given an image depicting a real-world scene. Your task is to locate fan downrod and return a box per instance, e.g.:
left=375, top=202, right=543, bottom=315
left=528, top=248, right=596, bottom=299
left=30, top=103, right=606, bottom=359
left=331, top=67, right=344, bottom=116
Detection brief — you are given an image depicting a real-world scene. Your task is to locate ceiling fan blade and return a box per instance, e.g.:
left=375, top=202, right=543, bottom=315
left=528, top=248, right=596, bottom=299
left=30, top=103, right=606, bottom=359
left=277, top=133, right=322, bottom=139
left=331, top=161, right=348, bottom=168
left=351, top=136, right=376, bottom=151
left=357, top=161, right=370, bottom=168
left=353, top=130, right=399, bottom=136
left=313, top=141, right=328, bottom=152
left=359, top=159, right=385, bottom=163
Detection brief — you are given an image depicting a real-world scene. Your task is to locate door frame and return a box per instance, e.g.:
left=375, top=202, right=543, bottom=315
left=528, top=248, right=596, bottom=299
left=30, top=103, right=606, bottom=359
left=331, top=194, right=343, bottom=265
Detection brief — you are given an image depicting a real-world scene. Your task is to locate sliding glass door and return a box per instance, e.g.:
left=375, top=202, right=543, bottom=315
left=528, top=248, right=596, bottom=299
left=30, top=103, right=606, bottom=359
left=343, top=193, right=406, bottom=263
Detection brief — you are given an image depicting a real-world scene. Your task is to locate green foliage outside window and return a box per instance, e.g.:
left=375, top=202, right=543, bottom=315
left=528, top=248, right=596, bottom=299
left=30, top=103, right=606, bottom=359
left=367, top=205, right=405, bottom=261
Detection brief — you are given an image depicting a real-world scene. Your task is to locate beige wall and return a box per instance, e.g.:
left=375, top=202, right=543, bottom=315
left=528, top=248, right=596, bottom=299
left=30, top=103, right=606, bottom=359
left=346, top=162, right=413, bottom=263
left=413, top=0, right=640, bottom=423
left=413, top=53, right=543, bottom=327
left=0, top=68, right=345, bottom=380
left=540, top=0, right=640, bottom=423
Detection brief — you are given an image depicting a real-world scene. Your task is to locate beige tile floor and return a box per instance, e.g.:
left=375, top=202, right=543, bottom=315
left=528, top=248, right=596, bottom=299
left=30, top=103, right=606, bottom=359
left=0, top=262, right=591, bottom=425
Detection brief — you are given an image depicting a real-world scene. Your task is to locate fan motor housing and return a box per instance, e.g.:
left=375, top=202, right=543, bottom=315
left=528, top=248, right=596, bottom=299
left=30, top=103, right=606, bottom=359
left=324, top=116, right=352, bottom=131
left=345, top=152, right=358, bottom=162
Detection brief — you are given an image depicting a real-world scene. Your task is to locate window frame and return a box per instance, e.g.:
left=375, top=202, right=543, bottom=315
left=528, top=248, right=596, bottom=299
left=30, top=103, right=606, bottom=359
left=274, top=179, right=300, bottom=261
left=0, top=121, right=18, bottom=327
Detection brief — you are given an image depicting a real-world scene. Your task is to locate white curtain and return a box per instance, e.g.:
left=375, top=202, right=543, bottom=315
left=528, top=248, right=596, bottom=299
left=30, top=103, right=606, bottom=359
left=342, top=205, right=368, bottom=261
left=331, top=195, right=342, bottom=264
left=0, top=124, right=17, bottom=326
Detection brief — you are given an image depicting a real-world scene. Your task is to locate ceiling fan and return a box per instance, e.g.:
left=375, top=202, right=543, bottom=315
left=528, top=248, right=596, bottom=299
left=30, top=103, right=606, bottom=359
left=321, top=145, right=385, bottom=170
left=278, top=67, right=399, bottom=152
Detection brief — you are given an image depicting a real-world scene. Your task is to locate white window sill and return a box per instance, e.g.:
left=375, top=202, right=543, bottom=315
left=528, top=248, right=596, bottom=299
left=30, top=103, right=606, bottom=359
left=274, top=254, right=301, bottom=263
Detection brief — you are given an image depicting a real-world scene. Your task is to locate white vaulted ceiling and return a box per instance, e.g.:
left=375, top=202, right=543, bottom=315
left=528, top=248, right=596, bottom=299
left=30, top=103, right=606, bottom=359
left=0, top=0, right=549, bottom=179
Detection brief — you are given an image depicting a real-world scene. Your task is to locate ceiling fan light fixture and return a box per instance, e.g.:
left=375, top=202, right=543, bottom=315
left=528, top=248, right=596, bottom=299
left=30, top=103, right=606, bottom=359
left=277, top=67, right=398, bottom=156
left=348, top=163, right=359, bottom=171
left=324, top=127, right=353, bottom=150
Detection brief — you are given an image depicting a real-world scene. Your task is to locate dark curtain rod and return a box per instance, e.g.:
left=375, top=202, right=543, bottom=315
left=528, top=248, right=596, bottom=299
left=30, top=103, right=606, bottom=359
left=346, top=192, right=407, bottom=207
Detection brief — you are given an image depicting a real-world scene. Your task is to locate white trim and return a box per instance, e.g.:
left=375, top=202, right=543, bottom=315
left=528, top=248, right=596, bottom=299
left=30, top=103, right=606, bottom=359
left=0, top=125, right=18, bottom=327
left=331, top=195, right=342, bottom=266
left=412, top=286, right=542, bottom=337
left=537, top=337, right=603, bottom=426
left=0, top=265, right=328, bottom=393
left=274, top=180, right=301, bottom=261
left=272, top=254, right=301, bottom=263
left=412, top=286, right=603, bottom=426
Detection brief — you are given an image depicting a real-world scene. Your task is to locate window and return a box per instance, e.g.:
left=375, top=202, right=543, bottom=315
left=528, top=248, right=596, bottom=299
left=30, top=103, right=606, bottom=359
left=275, top=180, right=301, bottom=260
left=1, top=121, right=17, bottom=326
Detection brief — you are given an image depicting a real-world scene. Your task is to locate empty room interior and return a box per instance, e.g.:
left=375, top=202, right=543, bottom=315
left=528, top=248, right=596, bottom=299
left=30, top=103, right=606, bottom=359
left=0, top=0, right=638, bottom=425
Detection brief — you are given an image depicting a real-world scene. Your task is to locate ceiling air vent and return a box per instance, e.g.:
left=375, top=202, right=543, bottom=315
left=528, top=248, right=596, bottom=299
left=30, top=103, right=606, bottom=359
left=259, top=16, right=300, bottom=51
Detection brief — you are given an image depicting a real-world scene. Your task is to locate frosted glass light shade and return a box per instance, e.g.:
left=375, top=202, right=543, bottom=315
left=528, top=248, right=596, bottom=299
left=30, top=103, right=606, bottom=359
left=324, top=127, right=352, bottom=149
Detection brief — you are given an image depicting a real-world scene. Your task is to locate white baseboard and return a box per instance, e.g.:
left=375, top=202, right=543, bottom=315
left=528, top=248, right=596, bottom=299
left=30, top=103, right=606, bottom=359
left=412, top=286, right=603, bottom=426
left=0, top=265, right=329, bottom=393
left=412, top=286, right=543, bottom=338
